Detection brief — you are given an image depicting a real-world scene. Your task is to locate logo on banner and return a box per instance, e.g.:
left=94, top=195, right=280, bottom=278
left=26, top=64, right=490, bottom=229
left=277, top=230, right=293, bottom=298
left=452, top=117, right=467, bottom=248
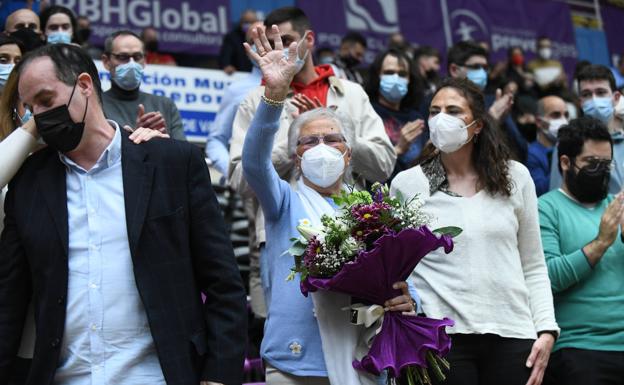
left=344, top=0, right=400, bottom=34
left=450, top=9, right=488, bottom=42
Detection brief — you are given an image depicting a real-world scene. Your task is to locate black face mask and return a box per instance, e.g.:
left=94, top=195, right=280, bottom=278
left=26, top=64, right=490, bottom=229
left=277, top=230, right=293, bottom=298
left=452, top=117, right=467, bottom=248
left=425, top=69, right=438, bottom=81
left=341, top=54, right=360, bottom=68
left=566, top=160, right=610, bottom=203
left=517, top=123, right=537, bottom=142
left=9, top=28, right=44, bottom=53
left=34, top=81, right=88, bottom=153
left=145, top=40, right=159, bottom=52
left=76, top=28, right=92, bottom=44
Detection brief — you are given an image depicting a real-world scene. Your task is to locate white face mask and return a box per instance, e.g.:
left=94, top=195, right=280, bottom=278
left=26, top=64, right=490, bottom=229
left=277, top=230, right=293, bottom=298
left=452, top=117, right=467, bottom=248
left=428, top=112, right=476, bottom=153
left=283, top=31, right=310, bottom=74
left=538, top=47, right=552, bottom=60
left=545, top=117, right=568, bottom=142
left=299, top=144, right=346, bottom=188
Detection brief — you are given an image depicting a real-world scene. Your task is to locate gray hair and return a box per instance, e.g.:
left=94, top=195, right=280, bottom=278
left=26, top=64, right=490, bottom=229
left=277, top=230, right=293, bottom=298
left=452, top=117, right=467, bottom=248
left=104, top=30, right=143, bottom=54
left=287, top=107, right=356, bottom=157
left=287, top=107, right=356, bottom=183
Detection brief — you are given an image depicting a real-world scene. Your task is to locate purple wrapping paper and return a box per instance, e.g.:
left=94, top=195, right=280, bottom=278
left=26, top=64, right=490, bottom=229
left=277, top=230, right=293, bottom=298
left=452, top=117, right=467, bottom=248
left=301, top=227, right=455, bottom=376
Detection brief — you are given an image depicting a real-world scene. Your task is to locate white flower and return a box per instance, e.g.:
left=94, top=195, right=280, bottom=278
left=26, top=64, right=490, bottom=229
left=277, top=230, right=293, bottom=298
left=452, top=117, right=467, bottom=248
left=297, top=223, right=321, bottom=241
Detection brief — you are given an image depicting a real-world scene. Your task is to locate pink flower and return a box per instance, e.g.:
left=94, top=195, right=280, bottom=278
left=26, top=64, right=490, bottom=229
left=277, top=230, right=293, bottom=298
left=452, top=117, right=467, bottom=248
left=351, top=202, right=391, bottom=223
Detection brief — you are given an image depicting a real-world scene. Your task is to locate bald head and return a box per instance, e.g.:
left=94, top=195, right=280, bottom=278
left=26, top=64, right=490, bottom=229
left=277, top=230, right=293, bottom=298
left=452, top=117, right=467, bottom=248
left=5, top=9, right=40, bottom=33
left=537, top=96, right=567, bottom=119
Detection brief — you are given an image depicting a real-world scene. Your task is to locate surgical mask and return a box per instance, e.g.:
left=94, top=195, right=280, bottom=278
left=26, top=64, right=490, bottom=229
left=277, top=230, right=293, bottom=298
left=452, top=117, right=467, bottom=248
left=34, top=80, right=88, bottom=153
left=538, top=47, right=552, bottom=60
left=18, top=108, right=32, bottom=125
left=283, top=32, right=309, bottom=74
left=319, top=56, right=334, bottom=65
left=466, top=68, right=487, bottom=90
left=379, top=74, right=408, bottom=103
left=544, top=118, right=568, bottom=142
left=566, top=161, right=610, bottom=203
left=47, top=31, right=72, bottom=45
left=0, top=63, right=14, bottom=88
left=429, top=112, right=476, bottom=153
left=113, top=60, right=144, bottom=90
left=299, top=143, right=346, bottom=188
left=341, top=53, right=360, bottom=68
left=582, top=97, right=614, bottom=123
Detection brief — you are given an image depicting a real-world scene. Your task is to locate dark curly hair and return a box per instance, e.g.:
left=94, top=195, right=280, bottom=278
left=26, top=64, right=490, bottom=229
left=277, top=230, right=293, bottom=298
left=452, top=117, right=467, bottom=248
left=417, top=77, right=513, bottom=196
left=556, top=117, right=613, bottom=174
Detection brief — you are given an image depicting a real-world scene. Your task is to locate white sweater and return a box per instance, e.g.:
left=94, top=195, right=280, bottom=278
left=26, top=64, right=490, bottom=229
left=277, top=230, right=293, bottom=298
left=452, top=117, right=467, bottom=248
left=0, top=127, right=37, bottom=189
left=391, top=161, right=559, bottom=339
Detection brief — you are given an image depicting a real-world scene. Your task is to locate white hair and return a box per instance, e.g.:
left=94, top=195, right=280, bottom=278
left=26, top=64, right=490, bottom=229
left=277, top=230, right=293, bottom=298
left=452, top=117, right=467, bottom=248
left=287, top=107, right=356, bottom=158
left=287, top=107, right=356, bottom=182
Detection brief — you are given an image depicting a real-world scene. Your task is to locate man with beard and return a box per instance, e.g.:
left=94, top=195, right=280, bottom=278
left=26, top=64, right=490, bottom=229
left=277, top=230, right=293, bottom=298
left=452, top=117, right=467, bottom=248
left=539, top=117, right=624, bottom=385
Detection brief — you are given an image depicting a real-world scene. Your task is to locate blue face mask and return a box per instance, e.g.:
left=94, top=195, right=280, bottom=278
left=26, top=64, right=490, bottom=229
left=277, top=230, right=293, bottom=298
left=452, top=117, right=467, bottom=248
left=0, top=63, right=14, bottom=88
left=282, top=32, right=309, bottom=74
left=466, top=67, right=487, bottom=90
left=379, top=74, right=408, bottom=103
left=113, top=60, right=144, bottom=90
left=319, top=56, right=334, bottom=65
left=582, top=97, right=614, bottom=123
left=19, top=108, right=32, bottom=125
left=47, top=31, right=72, bottom=45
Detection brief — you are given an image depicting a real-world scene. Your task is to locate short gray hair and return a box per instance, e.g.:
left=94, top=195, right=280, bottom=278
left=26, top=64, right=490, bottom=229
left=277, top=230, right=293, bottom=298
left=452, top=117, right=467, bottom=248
left=287, top=107, right=356, bottom=158
left=287, top=107, right=356, bottom=183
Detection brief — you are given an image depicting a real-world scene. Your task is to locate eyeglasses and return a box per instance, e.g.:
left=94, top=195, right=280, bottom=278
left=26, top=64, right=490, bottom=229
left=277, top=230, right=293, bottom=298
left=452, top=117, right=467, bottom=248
left=462, top=63, right=488, bottom=71
left=297, top=133, right=346, bottom=149
left=109, top=52, right=144, bottom=63
left=574, top=157, right=614, bottom=173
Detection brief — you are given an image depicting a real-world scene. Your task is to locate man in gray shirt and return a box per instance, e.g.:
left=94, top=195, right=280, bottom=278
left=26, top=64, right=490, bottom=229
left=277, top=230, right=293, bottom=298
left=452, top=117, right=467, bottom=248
left=101, top=30, right=186, bottom=141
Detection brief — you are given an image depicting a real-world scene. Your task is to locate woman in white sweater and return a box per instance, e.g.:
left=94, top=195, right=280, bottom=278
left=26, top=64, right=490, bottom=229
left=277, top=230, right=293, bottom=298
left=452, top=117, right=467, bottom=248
left=391, top=77, right=558, bottom=385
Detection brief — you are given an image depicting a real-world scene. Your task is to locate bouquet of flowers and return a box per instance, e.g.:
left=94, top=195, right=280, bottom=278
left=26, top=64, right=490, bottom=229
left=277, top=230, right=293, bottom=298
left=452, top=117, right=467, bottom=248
left=288, top=183, right=460, bottom=385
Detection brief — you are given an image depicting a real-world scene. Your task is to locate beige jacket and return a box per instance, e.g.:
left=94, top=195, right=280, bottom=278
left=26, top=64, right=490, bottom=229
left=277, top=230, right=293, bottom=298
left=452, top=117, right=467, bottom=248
left=229, top=76, right=396, bottom=243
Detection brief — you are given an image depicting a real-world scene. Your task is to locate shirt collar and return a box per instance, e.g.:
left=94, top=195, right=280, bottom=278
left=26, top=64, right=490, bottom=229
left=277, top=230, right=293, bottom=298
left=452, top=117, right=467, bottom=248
left=59, top=120, right=122, bottom=173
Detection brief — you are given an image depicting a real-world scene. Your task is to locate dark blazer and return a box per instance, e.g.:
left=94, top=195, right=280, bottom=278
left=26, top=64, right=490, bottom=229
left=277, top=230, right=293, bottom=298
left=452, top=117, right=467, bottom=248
left=0, top=131, right=247, bottom=385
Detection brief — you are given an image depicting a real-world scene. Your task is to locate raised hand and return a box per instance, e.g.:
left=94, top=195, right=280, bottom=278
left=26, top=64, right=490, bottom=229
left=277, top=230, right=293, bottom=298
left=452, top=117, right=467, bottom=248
left=290, top=94, right=323, bottom=118
left=244, top=25, right=299, bottom=101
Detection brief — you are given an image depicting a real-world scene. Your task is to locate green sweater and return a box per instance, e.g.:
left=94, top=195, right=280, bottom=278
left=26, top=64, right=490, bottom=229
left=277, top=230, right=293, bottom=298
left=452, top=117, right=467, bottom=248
left=539, top=190, right=624, bottom=352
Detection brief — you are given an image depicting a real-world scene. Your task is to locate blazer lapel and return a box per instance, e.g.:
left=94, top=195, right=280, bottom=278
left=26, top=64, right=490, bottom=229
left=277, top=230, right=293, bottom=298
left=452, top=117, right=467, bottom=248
left=37, top=156, right=69, bottom=256
left=121, top=136, right=154, bottom=256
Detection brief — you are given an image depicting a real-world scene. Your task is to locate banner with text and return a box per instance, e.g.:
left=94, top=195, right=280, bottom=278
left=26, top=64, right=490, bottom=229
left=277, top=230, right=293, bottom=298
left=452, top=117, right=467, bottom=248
left=95, top=61, right=245, bottom=142
left=299, top=0, right=577, bottom=76
left=53, top=0, right=230, bottom=55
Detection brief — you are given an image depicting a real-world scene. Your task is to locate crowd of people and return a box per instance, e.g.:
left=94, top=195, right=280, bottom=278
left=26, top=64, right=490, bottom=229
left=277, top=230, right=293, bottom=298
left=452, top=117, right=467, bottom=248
left=0, top=3, right=624, bottom=385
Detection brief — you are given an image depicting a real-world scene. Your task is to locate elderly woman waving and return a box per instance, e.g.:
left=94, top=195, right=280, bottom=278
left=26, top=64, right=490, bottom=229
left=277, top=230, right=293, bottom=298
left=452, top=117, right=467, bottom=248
left=242, top=25, right=416, bottom=385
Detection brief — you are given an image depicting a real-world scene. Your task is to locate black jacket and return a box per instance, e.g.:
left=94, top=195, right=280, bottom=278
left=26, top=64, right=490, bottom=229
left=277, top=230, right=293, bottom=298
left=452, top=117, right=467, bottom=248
left=0, top=131, right=247, bottom=385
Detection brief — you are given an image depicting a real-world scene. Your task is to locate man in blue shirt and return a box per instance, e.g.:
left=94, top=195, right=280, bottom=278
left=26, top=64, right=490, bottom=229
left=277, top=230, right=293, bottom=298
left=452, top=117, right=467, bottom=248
left=0, top=44, right=246, bottom=385
left=528, top=95, right=568, bottom=196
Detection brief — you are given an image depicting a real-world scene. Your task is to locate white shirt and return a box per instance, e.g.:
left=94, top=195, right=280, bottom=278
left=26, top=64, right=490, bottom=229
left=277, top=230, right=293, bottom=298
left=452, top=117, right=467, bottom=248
left=391, top=161, right=559, bottom=339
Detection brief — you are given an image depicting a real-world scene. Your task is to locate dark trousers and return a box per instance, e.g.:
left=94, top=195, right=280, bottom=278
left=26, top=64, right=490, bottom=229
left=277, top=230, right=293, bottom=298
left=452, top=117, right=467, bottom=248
left=8, top=357, right=31, bottom=385
left=432, top=334, right=534, bottom=385
left=544, top=348, right=624, bottom=385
